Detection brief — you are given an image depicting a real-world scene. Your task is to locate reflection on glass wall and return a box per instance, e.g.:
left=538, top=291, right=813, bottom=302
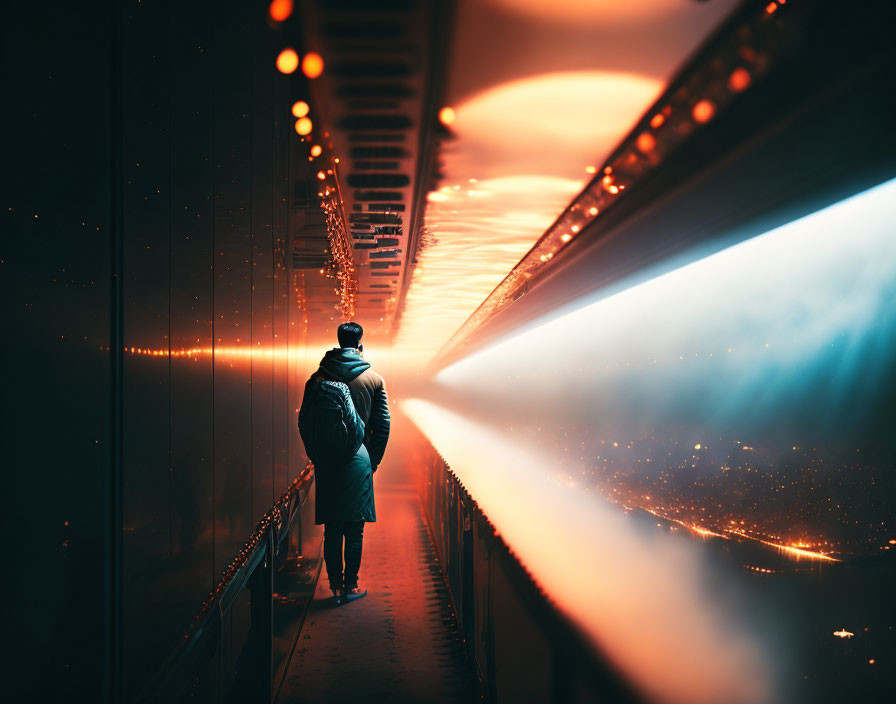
left=420, top=177, right=896, bottom=703
left=113, top=3, right=313, bottom=698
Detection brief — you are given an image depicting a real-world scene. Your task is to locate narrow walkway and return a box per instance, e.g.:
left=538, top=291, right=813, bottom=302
left=277, top=480, right=479, bottom=704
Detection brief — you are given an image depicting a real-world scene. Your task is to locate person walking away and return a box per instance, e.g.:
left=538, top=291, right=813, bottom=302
left=298, top=322, right=390, bottom=605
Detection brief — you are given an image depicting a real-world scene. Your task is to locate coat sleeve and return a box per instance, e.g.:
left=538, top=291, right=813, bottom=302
left=366, top=378, right=390, bottom=470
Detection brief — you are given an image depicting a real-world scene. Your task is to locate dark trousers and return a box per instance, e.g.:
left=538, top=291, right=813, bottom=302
left=323, top=521, right=364, bottom=591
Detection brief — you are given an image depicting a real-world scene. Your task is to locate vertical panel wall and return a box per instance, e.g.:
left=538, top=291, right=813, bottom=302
left=250, top=7, right=277, bottom=525
left=2, top=3, right=113, bottom=700
left=168, top=0, right=216, bottom=669
left=210, top=0, right=254, bottom=585
left=6, top=1, right=321, bottom=699
left=273, top=129, right=292, bottom=496
left=114, top=1, right=313, bottom=699
left=121, top=0, right=175, bottom=693
left=1, top=1, right=313, bottom=701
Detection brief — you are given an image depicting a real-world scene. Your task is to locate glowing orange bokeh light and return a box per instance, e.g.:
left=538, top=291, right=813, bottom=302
left=301, top=52, right=324, bottom=79
left=728, top=67, right=751, bottom=92
left=276, top=48, right=299, bottom=74
left=291, top=100, right=309, bottom=118
left=310, top=144, right=322, bottom=157
left=692, top=99, right=715, bottom=124
left=650, top=112, right=665, bottom=129
left=295, top=117, right=312, bottom=135
left=636, top=131, right=656, bottom=153
left=438, top=106, right=456, bottom=126
left=268, top=0, right=293, bottom=22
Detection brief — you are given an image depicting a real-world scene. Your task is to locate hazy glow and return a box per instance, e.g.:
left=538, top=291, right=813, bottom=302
left=486, top=0, right=712, bottom=23
left=396, top=174, right=583, bottom=362
left=394, top=72, right=662, bottom=365
left=437, top=177, right=896, bottom=439
left=436, top=72, right=662, bottom=182
left=403, top=399, right=774, bottom=704
left=415, top=179, right=896, bottom=701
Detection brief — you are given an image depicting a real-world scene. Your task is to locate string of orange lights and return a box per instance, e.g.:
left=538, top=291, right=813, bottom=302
left=270, top=0, right=357, bottom=319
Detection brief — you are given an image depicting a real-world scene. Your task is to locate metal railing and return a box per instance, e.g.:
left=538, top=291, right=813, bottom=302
left=138, top=463, right=316, bottom=704
left=420, top=448, right=644, bottom=704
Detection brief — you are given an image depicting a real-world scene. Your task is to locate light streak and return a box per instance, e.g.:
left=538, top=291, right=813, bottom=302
left=689, top=524, right=726, bottom=539
left=402, top=398, right=775, bottom=704
left=727, top=529, right=840, bottom=562
left=638, top=505, right=728, bottom=539
left=115, top=343, right=421, bottom=375
left=833, top=629, right=854, bottom=639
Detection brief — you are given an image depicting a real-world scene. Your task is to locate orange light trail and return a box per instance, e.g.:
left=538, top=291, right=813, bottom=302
left=639, top=505, right=728, bottom=539
left=727, top=529, right=840, bottom=562
left=125, top=345, right=285, bottom=360
left=689, top=524, right=726, bottom=539
left=625, top=503, right=838, bottom=559
left=116, top=343, right=414, bottom=369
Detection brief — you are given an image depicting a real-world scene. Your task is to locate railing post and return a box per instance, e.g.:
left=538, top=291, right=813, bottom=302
left=250, top=532, right=274, bottom=703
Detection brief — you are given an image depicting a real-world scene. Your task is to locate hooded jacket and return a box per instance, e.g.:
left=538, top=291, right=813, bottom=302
left=304, top=347, right=390, bottom=524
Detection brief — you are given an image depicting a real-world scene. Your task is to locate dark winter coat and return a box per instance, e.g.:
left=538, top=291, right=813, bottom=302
left=304, top=347, right=390, bottom=524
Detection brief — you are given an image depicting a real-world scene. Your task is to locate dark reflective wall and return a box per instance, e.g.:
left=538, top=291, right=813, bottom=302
left=3, top=1, right=317, bottom=700
left=3, top=3, right=112, bottom=700
left=119, top=1, right=313, bottom=698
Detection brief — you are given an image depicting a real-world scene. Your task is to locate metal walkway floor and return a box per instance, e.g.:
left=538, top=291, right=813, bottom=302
left=277, top=481, right=479, bottom=704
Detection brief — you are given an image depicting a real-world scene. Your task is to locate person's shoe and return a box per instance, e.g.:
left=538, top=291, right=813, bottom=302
left=330, top=587, right=342, bottom=606
left=342, top=584, right=367, bottom=603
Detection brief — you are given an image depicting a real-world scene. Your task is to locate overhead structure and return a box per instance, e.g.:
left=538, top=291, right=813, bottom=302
left=429, top=0, right=896, bottom=372
left=298, top=0, right=453, bottom=343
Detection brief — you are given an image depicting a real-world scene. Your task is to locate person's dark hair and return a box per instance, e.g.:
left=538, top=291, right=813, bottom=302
left=337, top=321, right=363, bottom=349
